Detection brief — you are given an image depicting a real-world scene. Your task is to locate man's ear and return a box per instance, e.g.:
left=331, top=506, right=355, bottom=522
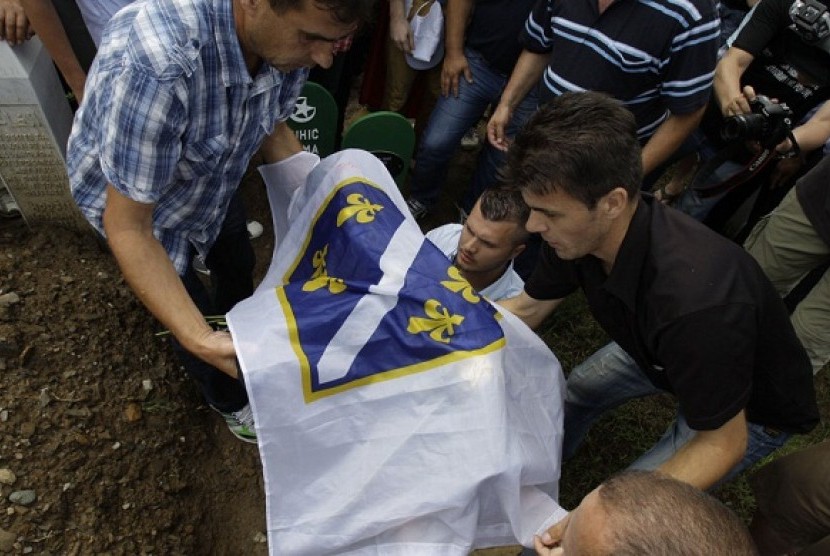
left=510, top=242, right=527, bottom=260
left=600, top=187, right=630, bottom=220
left=237, top=0, right=260, bottom=15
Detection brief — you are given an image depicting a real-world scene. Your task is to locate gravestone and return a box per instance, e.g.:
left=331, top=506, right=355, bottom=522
left=287, top=81, right=339, bottom=157
left=341, top=111, right=416, bottom=188
left=0, top=38, right=85, bottom=228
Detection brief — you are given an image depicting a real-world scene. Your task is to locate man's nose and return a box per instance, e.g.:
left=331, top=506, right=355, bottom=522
left=461, top=237, right=478, bottom=252
left=309, top=42, right=334, bottom=69
left=526, top=211, right=545, bottom=233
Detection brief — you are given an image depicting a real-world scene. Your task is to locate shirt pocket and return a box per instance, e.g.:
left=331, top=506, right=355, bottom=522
left=175, top=135, right=230, bottom=180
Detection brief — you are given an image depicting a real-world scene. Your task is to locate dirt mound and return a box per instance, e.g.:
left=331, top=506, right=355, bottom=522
left=0, top=219, right=267, bottom=555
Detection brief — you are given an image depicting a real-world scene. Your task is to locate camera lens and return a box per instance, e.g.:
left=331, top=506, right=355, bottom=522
left=722, top=113, right=767, bottom=142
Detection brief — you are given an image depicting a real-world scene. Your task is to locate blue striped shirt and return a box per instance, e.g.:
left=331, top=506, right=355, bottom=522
left=67, top=0, right=307, bottom=274
left=522, top=0, right=719, bottom=139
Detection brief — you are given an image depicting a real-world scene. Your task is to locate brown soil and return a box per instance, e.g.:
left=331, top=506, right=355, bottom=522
left=0, top=210, right=270, bottom=555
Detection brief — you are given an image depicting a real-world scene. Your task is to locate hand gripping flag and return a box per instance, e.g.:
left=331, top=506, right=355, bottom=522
left=227, top=150, right=567, bottom=554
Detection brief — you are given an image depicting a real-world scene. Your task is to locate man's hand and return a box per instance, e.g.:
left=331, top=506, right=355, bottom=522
left=441, top=51, right=472, bottom=97
left=533, top=513, right=570, bottom=555
left=389, top=0, right=413, bottom=53
left=192, top=329, right=239, bottom=378
left=0, top=0, right=32, bottom=45
left=390, top=16, right=413, bottom=52
left=260, top=121, right=304, bottom=164
left=723, top=84, right=757, bottom=117
left=487, top=102, right=513, bottom=152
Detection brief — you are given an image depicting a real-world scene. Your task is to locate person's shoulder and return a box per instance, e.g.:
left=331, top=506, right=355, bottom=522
left=425, top=223, right=462, bottom=240
left=103, top=0, right=217, bottom=78
left=644, top=0, right=719, bottom=24
left=425, top=223, right=462, bottom=255
left=646, top=202, right=760, bottom=306
left=742, top=0, right=792, bottom=27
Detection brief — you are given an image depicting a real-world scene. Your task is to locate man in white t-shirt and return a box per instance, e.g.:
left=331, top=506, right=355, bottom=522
left=426, top=186, right=529, bottom=300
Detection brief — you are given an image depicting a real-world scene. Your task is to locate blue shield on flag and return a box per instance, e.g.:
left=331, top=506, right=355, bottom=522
left=277, top=177, right=505, bottom=401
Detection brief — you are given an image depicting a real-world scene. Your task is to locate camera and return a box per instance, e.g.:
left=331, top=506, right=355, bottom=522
left=721, top=95, right=794, bottom=149
left=789, top=0, right=830, bottom=43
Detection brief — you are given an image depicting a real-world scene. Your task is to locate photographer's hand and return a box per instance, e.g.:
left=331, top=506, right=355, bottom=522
left=724, top=85, right=756, bottom=116
left=769, top=100, right=830, bottom=187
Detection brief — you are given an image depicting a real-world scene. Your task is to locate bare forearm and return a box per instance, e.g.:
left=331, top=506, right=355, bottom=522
left=714, top=48, right=753, bottom=114
left=444, top=0, right=472, bottom=55
left=106, top=222, right=212, bottom=348
left=498, top=50, right=547, bottom=112
left=657, top=411, right=747, bottom=490
left=20, top=0, right=86, bottom=100
left=641, top=107, right=705, bottom=175
left=260, top=120, right=304, bottom=164
left=102, top=185, right=237, bottom=377
left=389, top=0, right=405, bottom=21
left=498, top=293, right=561, bottom=330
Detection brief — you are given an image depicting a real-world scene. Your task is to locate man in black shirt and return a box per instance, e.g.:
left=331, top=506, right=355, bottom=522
left=501, top=91, right=818, bottom=490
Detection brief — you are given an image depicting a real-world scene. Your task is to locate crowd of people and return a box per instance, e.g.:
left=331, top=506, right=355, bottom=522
left=1, top=0, right=829, bottom=552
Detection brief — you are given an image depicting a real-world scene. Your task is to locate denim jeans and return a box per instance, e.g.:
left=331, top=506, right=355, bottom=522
left=174, top=190, right=254, bottom=412
left=408, top=47, right=539, bottom=211
left=564, top=342, right=791, bottom=486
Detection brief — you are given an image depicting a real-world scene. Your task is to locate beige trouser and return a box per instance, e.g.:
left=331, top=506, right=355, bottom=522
left=744, top=187, right=830, bottom=374
left=382, top=35, right=441, bottom=132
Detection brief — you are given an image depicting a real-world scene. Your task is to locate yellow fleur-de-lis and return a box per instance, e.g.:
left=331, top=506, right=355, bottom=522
left=336, top=193, right=384, bottom=226
left=303, top=245, right=347, bottom=294
left=440, top=265, right=480, bottom=304
left=406, top=299, right=465, bottom=344
left=303, top=275, right=347, bottom=294
left=310, top=245, right=329, bottom=279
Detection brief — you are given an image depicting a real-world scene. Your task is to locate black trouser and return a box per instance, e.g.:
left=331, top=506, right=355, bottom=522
left=174, top=191, right=254, bottom=412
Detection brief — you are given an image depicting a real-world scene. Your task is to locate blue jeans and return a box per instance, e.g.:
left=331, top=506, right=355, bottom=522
left=408, top=47, right=538, bottom=211
left=175, top=190, right=254, bottom=412
left=564, top=342, right=791, bottom=486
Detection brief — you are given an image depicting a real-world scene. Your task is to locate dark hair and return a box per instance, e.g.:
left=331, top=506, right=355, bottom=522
left=269, top=0, right=376, bottom=25
left=477, top=187, right=530, bottom=244
left=597, top=471, right=758, bottom=556
left=502, top=91, right=643, bottom=209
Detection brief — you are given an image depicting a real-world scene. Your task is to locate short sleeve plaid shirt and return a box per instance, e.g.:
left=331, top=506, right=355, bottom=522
left=67, top=0, right=308, bottom=274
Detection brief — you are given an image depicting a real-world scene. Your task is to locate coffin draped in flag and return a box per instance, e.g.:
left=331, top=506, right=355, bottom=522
left=227, top=150, right=567, bottom=555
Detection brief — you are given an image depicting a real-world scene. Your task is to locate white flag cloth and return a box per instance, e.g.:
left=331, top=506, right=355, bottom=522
left=227, top=150, right=567, bottom=555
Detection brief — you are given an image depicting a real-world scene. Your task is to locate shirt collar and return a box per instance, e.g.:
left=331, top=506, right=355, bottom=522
left=601, top=194, right=651, bottom=311
left=211, top=0, right=299, bottom=90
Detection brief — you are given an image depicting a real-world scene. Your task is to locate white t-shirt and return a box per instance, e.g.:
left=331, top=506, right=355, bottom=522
left=77, top=0, right=134, bottom=46
left=426, top=223, right=524, bottom=301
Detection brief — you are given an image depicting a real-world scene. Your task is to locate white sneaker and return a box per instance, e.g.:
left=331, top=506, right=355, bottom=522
left=213, top=404, right=257, bottom=443
left=0, top=188, right=21, bottom=219
left=460, top=127, right=479, bottom=149
left=192, top=254, right=210, bottom=276
left=247, top=220, right=264, bottom=240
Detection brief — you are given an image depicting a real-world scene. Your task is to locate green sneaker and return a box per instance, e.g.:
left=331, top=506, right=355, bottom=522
left=213, top=404, right=257, bottom=444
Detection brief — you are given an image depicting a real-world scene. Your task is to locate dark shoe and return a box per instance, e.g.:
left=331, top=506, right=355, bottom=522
left=405, top=198, right=429, bottom=220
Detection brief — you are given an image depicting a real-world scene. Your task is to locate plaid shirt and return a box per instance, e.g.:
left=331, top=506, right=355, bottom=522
left=67, top=0, right=308, bottom=274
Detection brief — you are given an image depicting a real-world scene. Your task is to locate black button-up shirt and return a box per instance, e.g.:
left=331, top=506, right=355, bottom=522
left=526, top=195, right=818, bottom=433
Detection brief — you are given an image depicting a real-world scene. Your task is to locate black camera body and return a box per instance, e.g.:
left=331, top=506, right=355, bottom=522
left=721, top=95, right=794, bottom=149
left=789, top=0, right=830, bottom=43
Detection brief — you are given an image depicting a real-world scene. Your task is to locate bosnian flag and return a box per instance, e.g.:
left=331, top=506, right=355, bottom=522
left=227, top=150, right=566, bottom=555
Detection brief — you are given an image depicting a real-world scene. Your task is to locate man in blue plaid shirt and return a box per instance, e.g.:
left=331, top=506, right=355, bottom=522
left=67, top=0, right=372, bottom=442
